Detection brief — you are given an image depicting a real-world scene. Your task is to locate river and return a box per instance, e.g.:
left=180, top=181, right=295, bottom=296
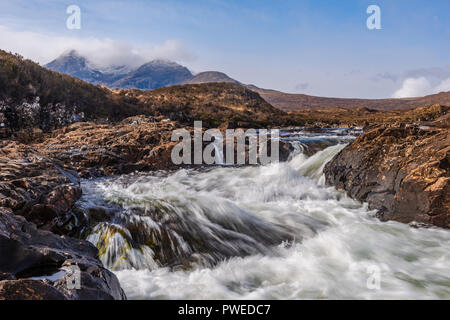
left=76, top=128, right=450, bottom=299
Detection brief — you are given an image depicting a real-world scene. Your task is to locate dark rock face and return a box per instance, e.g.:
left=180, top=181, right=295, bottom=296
left=0, top=98, right=86, bottom=141
left=0, top=208, right=126, bottom=300
left=324, top=124, right=449, bottom=228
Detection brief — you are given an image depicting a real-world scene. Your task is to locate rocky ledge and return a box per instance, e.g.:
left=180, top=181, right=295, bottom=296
left=0, top=139, right=126, bottom=299
left=324, top=118, right=449, bottom=228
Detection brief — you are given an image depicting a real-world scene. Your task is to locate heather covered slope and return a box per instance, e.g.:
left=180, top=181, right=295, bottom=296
left=288, top=104, right=450, bottom=127
left=122, top=82, right=288, bottom=128
left=0, top=50, right=143, bottom=135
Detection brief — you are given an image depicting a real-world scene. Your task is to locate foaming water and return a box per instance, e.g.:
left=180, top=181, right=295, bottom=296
left=78, top=132, right=450, bottom=300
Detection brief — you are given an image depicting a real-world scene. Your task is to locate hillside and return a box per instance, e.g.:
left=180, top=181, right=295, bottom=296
left=288, top=104, right=449, bottom=127
left=0, top=50, right=289, bottom=138
left=251, top=87, right=450, bottom=111
left=0, top=50, right=143, bottom=129
left=115, top=82, right=287, bottom=128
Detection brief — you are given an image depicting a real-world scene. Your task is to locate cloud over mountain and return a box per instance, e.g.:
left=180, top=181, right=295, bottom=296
left=0, top=25, right=195, bottom=69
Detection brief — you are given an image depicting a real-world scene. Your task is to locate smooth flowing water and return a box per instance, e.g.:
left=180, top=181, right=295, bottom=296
left=77, top=129, right=450, bottom=299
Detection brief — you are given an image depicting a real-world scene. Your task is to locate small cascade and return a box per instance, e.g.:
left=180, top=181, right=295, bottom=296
left=289, top=144, right=346, bottom=180
left=81, top=144, right=351, bottom=271
left=213, top=135, right=224, bottom=165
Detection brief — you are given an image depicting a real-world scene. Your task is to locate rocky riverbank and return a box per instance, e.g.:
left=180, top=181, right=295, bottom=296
left=0, top=139, right=127, bottom=299
left=0, top=115, right=184, bottom=299
left=0, top=115, right=300, bottom=299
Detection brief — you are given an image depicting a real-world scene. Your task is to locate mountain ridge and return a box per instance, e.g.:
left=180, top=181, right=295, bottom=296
left=250, top=86, right=450, bottom=111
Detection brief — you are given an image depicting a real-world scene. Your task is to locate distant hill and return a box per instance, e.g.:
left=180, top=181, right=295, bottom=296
left=250, top=87, right=450, bottom=111
left=184, top=71, right=240, bottom=85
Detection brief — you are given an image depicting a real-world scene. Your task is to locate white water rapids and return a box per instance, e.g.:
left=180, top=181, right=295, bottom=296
left=77, top=131, right=450, bottom=300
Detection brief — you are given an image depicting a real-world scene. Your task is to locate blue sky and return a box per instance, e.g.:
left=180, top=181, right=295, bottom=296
left=0, top=0, right=449, bottom=98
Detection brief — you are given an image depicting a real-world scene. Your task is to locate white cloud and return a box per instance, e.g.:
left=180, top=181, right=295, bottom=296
left=392, top=77, right=450, bottom=98
left=435, top=78, right=450, bottom=93
left=0, top=25, right=195, bottom=69
left=392, top=77, right=432, bottom=98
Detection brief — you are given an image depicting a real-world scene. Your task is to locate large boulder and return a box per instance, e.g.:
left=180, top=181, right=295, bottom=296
left=324, top=124, right=449, bottom=228
left=0, top=208, right=126, bottom=300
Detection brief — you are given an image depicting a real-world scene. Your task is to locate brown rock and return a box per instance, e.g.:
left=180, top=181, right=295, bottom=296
left=324, top=124, right=449, bottom=228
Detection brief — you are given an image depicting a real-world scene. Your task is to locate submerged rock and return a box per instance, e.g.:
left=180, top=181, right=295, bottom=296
left=324, top=123, right=449, bottom=228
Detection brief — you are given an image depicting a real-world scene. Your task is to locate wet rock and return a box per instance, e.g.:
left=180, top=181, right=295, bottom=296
left=324, top=124, right=449, bottom=228
left=87, top=206, right=110, bottom=224
left=0, top=210, right=126, bottom=300
left=29, top=185, right=82, bottom=225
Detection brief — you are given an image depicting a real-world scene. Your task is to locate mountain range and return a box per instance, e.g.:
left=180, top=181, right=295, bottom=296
left=45, top=50, right=239, bottom=90
left=45, top=50, right=450, bottom=111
